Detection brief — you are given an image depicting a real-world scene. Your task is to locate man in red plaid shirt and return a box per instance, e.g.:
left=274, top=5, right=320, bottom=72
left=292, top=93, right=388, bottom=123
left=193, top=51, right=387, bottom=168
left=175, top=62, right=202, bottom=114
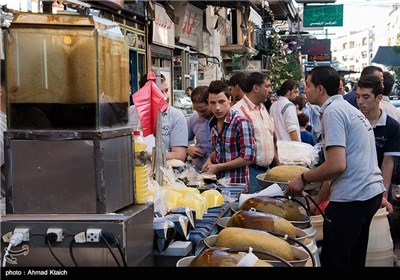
left=201, top=80, right=256, bottom=193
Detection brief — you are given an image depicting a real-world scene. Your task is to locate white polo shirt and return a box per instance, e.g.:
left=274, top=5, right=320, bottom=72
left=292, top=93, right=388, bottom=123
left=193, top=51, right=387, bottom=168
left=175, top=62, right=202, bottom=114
left=269, top=96, right=301, bottom=141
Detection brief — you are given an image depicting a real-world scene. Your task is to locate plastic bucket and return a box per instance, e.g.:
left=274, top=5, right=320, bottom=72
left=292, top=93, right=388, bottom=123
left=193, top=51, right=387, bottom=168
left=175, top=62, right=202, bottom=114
left=310, top=215, right=324, bottom=242
left=365, top=207, right=394, bottom=267
left=301, top=239, right=321, bottom=267
left=302, top=224, right=317, bottom=246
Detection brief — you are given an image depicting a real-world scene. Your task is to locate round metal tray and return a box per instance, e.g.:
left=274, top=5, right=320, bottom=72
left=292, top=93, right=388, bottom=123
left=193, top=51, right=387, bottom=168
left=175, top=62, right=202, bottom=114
left=256, top=173, right=320, bottom=191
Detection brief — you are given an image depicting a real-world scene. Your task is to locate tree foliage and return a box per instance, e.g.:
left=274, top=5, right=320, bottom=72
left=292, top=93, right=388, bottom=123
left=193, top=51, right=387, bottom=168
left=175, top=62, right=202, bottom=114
left=263, top=5, right=303, bottom=90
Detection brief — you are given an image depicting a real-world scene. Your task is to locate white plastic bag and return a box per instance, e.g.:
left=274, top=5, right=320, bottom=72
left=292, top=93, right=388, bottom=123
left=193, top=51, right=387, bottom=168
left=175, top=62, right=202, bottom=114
left=277, top=140, right=314, bottom=167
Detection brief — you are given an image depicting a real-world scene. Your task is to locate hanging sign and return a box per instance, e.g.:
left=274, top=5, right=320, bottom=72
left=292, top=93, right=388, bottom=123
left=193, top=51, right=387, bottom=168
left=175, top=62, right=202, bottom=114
left=303, top=4, right=343, bottom=27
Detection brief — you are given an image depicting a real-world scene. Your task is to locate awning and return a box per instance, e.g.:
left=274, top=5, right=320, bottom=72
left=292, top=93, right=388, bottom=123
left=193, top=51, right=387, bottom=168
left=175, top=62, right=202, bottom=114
left=220, top=44, right=259, bottom=56
left=336, top=68, right=358, bottom=76
left=249, top=6, right=262, bottom=27
left=372, top=46, right=400, bottom=67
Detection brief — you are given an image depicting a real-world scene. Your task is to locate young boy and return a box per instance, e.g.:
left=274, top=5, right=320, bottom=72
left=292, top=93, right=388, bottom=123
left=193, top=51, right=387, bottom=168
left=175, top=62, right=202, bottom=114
left=298, top=112, right=316, bottom=146
left=201, top=80, right=256, bottom=192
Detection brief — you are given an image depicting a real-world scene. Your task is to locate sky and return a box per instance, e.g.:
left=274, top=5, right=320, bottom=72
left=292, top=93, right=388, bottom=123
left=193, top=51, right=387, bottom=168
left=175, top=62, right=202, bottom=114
left=336, top=0, right=395, bottom=35
left=0, top=0, right=396, bottom=39
left=306, top=0, right=397, bottom=38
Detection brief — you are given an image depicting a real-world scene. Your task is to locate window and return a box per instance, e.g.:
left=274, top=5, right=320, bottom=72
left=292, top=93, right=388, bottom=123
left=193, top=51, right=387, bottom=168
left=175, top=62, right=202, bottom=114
left=362, top=37, right=367, bottom=45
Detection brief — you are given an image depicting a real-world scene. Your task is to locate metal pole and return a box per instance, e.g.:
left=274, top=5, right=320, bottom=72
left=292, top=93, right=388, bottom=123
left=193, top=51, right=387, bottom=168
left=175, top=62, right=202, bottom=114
left=154, top=109, right=166, bottom=186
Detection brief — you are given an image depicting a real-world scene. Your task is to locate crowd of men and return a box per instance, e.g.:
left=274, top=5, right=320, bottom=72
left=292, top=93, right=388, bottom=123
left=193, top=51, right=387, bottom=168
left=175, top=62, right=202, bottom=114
left=133, top=66, right=399, bottom=268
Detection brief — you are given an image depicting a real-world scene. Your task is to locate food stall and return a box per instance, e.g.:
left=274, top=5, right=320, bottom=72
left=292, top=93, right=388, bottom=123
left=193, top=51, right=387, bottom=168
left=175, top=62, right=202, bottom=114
left=1, top=13, right=153, bottom=267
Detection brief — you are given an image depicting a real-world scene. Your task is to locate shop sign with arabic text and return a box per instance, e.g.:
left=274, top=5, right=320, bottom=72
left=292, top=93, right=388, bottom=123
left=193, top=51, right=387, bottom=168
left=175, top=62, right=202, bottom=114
left=303, top=4, right=343, bottom=27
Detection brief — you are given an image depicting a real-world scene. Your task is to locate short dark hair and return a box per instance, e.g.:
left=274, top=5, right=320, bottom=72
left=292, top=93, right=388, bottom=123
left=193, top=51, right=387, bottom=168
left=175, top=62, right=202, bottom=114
left=308, top=66, right=340, bottom=97
left=276, top=79, right=298, bottom=96
left=357, top=74, right=383, bottom=97
left=244, top=72, right=269, bottom=93
left=229, top=72, right=247, bottom=91
left=208, top=80, right=231, bottom=99
left=297, top=112, right=309, bottom=127
left=139, top=73, right=148, bottom=88
left=293, top=96, right=304, bottom=111
left=383, top=71, right=395, bottom=96
left=361, top=65, right=383, bottom=77
left=191, top=85, right=209, bottom=104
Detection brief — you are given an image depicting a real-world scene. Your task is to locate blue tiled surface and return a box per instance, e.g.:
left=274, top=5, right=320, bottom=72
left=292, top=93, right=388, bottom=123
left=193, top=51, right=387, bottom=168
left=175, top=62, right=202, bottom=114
left=188, top=202, right=231, bottom=247
left=186, top=185, right=245, bottom=252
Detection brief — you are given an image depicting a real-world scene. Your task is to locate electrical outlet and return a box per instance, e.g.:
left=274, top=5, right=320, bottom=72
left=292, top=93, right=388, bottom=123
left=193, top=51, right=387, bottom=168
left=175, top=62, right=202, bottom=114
left=47, top=228, right=64, bottom=242
left=86, top=229, right=102, bottom=242
left=13, top=228, right=30, bottom=242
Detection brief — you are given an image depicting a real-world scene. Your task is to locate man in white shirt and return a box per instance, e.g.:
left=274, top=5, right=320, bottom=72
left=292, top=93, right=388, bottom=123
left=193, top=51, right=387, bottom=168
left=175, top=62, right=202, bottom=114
left=269, top=79, right=301, bottom=141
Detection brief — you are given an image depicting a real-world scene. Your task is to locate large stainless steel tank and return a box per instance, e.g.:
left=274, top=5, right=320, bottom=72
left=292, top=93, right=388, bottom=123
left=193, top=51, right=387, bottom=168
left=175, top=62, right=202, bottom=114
left=3, top=13, right=135, bottom=214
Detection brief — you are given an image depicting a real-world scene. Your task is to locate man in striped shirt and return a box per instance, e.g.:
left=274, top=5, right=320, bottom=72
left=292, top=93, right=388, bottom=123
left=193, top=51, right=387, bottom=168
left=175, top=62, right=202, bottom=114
left=233, top=72, right=279, bottom=193
left=201, top=80, right=256, bottom=193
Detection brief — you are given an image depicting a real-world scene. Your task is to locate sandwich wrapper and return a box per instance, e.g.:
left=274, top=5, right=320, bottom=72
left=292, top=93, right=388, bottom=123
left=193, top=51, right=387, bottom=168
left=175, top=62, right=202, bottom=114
left=165, top=214, right=190, bottom=241
left=153, top=217, right=176, bottom=253
left=169, top=206, right=195, bottom=228
left=238, top=183, right=283, bottom=207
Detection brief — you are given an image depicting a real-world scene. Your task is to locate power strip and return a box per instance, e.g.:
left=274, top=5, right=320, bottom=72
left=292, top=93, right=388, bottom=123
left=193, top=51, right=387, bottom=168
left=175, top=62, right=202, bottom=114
left=86, top=229, right=102, bottom=242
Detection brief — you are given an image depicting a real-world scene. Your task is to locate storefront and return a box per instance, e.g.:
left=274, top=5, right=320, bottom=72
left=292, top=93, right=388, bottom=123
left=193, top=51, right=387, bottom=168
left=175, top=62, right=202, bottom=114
left=120, top=24, right=146, bottom=94
left=88, top=0, right=147, bottom=96
left=149, top=3, right=175, bottom=104
left=171, top=2, right=204, bottom=116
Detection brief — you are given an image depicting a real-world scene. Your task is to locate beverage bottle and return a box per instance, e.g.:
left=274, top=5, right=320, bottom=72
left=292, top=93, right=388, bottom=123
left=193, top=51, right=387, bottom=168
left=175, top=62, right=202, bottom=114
left=133, top=130, right=149, bottom=204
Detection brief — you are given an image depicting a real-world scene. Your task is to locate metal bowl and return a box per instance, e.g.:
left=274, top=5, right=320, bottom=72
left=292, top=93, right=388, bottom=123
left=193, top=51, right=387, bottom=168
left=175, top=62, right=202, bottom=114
left=232, top=198, right=311, bottom=229
left=203, top=234, right=310, bottom=267
left=266, top=245, right=310, bottom=267
left=176, top=256, right=196, bottom=267
left=203, top=234, right=219, bottom=249
left=177, top=250, right=285, bottom=267
left=256, top=173, right=320, bottom=191
left=216, top=216, right=308, bottom=244
left=289, top=213, right=311, bottom=229
left=230, top=202, right=240, bottom=213
left=216, top=216, right=231, bottom=232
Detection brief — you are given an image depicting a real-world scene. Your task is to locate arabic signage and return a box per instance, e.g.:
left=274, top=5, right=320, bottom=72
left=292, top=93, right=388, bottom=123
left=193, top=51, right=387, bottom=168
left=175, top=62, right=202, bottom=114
left=308, top=54, right=331, bottom=61
left=153, top=4, right=175, bottom=49
left=303, top=39, right=331, bottom=54
left=303, top=4, right=343, bottom=27
left=177, top=3, right=202, bottom=48
left=303, top=39, right=331, bottom=61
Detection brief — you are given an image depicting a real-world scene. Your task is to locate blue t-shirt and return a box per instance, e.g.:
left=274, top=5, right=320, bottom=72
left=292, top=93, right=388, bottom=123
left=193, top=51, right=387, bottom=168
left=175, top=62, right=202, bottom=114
left=301, top=130, right=316, bottom=146
left=343, top=90, right=359, bottom=109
